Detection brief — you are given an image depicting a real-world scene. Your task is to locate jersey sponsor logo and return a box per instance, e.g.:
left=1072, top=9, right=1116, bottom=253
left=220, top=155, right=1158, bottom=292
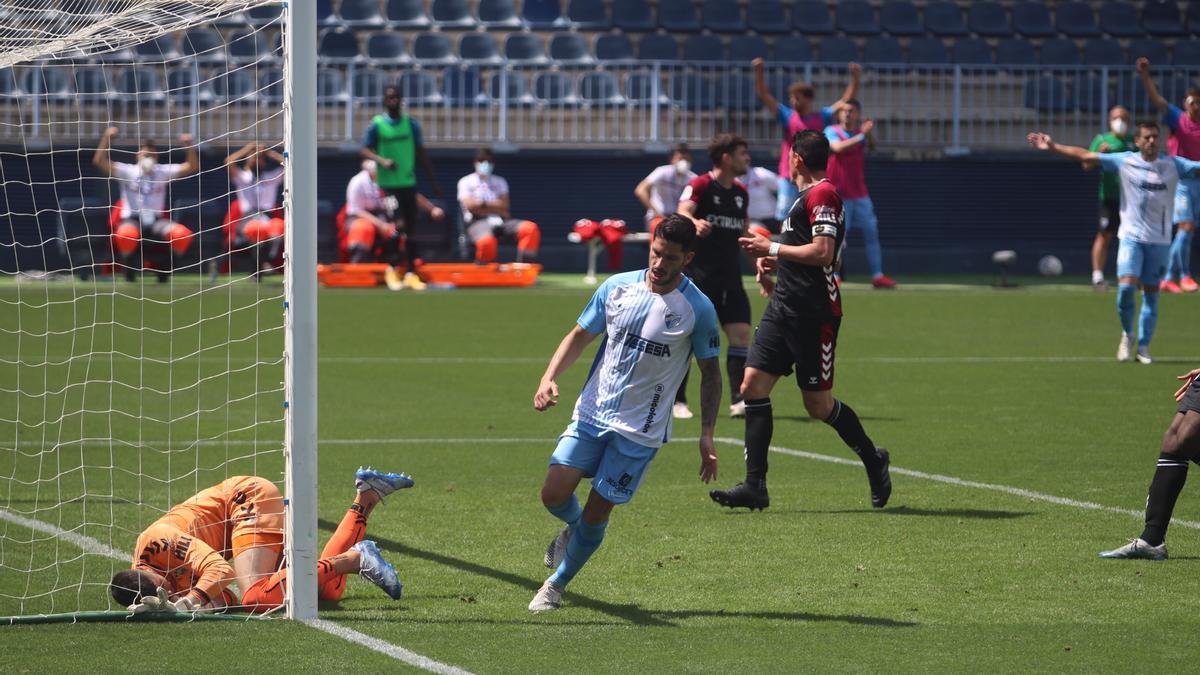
left=1139, top=181, right=1168, bottom=192
left=812, top=205, right=840, bottom=222
left=623, top=333, right=672, bottom=357
left=780, top=218, right=793, bottom=233
left=642, top=384, right=665, bottom=432
left=664, top=310, right=682, bottom=329
left=707, top=215, right=745, bottom=230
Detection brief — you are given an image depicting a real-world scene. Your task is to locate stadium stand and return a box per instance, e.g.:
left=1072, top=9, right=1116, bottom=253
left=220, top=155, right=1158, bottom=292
left=401, top=70, right=442, bottom=105
left=1039, top=38, right=1080, bottom=66
left=534, top=70, right=577, bottom=104
left=505, top=32, right=549, bottom=65
left=490, top=70, right=535, bottom=105
left=880, top=1, right=923, bottom=37
left=478, top=0, right=523, bottom=30
left=339, top=0, right=386, bottom=26
left=683, top=34, right=726, bottom=62
left=1143, top=0, right=1186, bottom=37
left=567, top=0, right=610, bottom=31
left=1098, top=1, right=1142, bottom=38
left=385, top=0, right=431, bottom=29
left=703, top=0, right=747, bottom=34
left=135, top=35, right=180, bottom=59
left=817, top=36, right=859, bottom=63
left=366, top=31, right=410, bottom=64
left=578, top=70, right=622, bottom=103
left=1129, top=38, right=1170, bottom=64
left=319, top=28, right=363, bottom=61
left=594, top=33, right=633, bottom=61
left=460, top=32, right=502, bottom=65
left=1082, top=38, right=1126, bottom=66
left=612, top=0, right=655, bottom=32
left=637, top=34, right=678, bottom=61
left=658, top=0, right=701, bottom=33
left=836, top=0, right=880, bottom=36
left=1055, top=1, right=1099, bottom=38
left=431, top=0, right=477, bottom=30
left=353, top=69, right=391, bottom=104
left=182, top=28, right=225, bottom=63
left=73, top=68, right=110, bottom=103
left=1189, top=4, right=1200, bottom=34
left=773, top=35, right=814, bottom=63
left=995, top=37, right=1036, bottom=66
left=862, top=37, right=903, bottom=65
left=747, top=0, right=789, bottom=35
left=925, top=1, right=968, bottom=37
left=413, top=32, right=456, bottom=65
left=792, top=0, right=835, bottom=35
left=523, top=0, right=566, bottom=29
left=228, top=28, right=273, bottom=63
left=729, top=35, right=770, bottom=62
left=549, top=33, right=594, bottom=67
left=907, top=37, right=948, bottom=65
left=1012, top=2, right=1055, bottom=38
left=719, top=73, right=757, bottom=110
left=952, top=38, right=992, bottom=65
left=443, top=67, right=487, bottom=105
left=1175, top=40, right=1200, bottom=67
left=968, top=2, right=1012, bottom=38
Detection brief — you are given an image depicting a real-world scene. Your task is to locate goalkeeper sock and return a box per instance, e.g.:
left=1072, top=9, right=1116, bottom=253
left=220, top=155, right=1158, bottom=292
left=546, top=494, right=582, bottom=530
left=549, top=518, right=608, bottom=588
left=317, top=505, right=368, bottom=600
left=242, top=555, right=348, bottom=611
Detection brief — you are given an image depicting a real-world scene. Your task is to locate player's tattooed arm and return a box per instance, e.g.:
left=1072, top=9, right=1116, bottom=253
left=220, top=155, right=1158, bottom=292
left=697, top=357, right=721, bottom=483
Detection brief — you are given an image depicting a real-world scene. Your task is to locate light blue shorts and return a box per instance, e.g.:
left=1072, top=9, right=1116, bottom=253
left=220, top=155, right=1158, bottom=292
left=549, top=420, right=658, bottom=505
left=1174, top=180, right=1200, bottom=225
left=1116, top=239, right=1171, bottom=287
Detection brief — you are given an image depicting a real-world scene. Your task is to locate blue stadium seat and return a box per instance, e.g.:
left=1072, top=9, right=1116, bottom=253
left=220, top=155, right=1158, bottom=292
left=22, top=67, right=69, bottom=100
left=1099, top=2, right=1141, bottom=38
left=459, top=33, right=501, bottom=65
left=317, top=0, right=336, bottom=25
left=505, top=33, right=548, bottom=65
left=228, top=29, right=273, bottom=63
left=595, top=34, right=633, bottom=61
left=1039, top=39, right=1079, bottom=65
left=1175, top=41, right=1200, bottom=66
left=567, top=0, right=611, bottom=30
left=0, top=69, right=18, bottom=97
left=1120, top=76, right=1187, bottom=115
left=181, top=28, right=225, bottom=63
left=578, top=71, right=624, bottom=104
left=817, top=37, right=859, bottom=63
left=952, top=38, right=992, bottom=65
left=534, top=71, right=577, bottom=104
left=134, top=35, right=180, bottom=60
left=924, top=1, right=967, bottom=37
left=703, top=0, right=747, bottom=34
left=338, top=0, right=385, bottom=27
left=1055, top=1, right=1099, bottom=38
left=880, top=1, right=922, bottom=37
left=386, top=0, right=431, bottom=29
left=1012, top=2, right=1054, bottom=38
left=1129, top=38, right=1169, bottom=65
left=121, top=69, right=165, bottom=102
left=907, top=37, right=948, bottom=64
left=637, top=34, right=678, bottom=61
left=412, top=32, right=457, bottom=65
left=73, top=68, right=110, bottom=102
left=351, top=69, right=392, bottom=105
left=683, top=34, right=726, bottom=62
left=1083, top=38, right=1125, bottom=66
left=400, top=71, right=442, bottom=105
left=730, top=35, right=770, bottom=62
left=747, top=0, right=789, bottom=35
left=366, top=31, right=410, bottom=64
left=837, top=0, right=880, bottom=36
left=1024, top=76, right=1072, bottom=112
left=1189, top=4, right=1200, bottom=35
left=968, top=2, right=1011, bottom=38
left=549, top=33, right=594, bottom=66
left=478, top=0, right=523, bottom=30
left=490, top=70, right=535, bottom=105
left=318, top=28, right=362, bottom=61
left=1073, top=74, right=1106, bottom=113
left=442, top=67, right=486, bottom=106
left=659, top=0, right=701, bottom=32
left=167, top=68, right=214, bottom=105
left=431, top=0, right=477, bottom=29
left=318, top=70, right=348, bottom=105
left=212, top=70, right=257, bottom=103
left=792, top=0, right=835, bottom=35
left=670, top=73, right=716, bottom=110
left=246, top=4, right=283, bottom=25
left=774, top=36, right=814, bottom=62
left=259, top=68, right=285, bottom=104
left=613, top=0, right=655, bottom=32
left=862, top=37, right=902, bottom=64
left=719, top=74, right=758, bottom=110
left=523, top=0, right=567, bottom=29
left=625, top=72, right=670, bottom=105
left=1143, top=1, right=1186, bottom=37
left=995, top=38, right=1036, bottom=66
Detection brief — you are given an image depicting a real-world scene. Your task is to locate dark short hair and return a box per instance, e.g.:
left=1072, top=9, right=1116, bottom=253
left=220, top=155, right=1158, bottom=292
left=653, top=213, right=697, bottom=252
left=670, top=143, right=691, bottom=159
left=384, top=85, right=401, bottom=100
left=843, top=98, right=861, bottom=111
left=790, top=129, right=831, bottom=171
left=1137, top=121, right=1161, bottom=134
left=139, top=140, right=157, bottom=152
left=110, top=569, right=158, bottom=607
left=788, top=82, right=815, bottom=99
left=707, top=133, right=747, bottom=166
left=473, top=147, right=494, bottom=162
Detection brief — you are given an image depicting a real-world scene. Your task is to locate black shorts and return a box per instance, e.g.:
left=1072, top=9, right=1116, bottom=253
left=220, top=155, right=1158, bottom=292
left=746, top=305, right=841, bottom=391
left=383, top=186, right=419, bottom=233
left=694, top=273, right=751, bottom=326
left=1099, top=200, right=1120, bottom=234
left=1179, top=377, right=1200, bottom=414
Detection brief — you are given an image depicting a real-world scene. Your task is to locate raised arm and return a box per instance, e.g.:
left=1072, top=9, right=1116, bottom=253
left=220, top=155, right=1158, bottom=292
left=1027, top=131, right=1099, bottom=164
left=224, top=142, right=258, bottom=179
left=177, top=133, right=199, bottom=177
left=752, top=58, right=780, bottom=111
left=829, top=63, right=862, bottom=114
left=828, top=120, right=875, bottom=153
left=92, top=127, right=118, bottom=176
left=696, top=356, right=721, bottom=483
left=1136, top=58, right=1170, bottom=114
left=533, top=325, right=600, bottom=411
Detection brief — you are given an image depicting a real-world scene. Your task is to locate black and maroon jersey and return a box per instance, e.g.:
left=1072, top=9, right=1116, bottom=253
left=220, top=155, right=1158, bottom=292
left=680, top=173, right=748, bottom=279
left=771, top=179, right=844, bottom=318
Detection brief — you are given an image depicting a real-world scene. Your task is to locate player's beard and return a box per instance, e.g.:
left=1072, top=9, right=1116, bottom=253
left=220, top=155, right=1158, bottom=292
left=649, top=265, right=681, bottom=289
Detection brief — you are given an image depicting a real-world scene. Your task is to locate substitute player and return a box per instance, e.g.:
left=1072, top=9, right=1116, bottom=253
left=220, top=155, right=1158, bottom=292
left=1084, top=106, right=1134, bottom=291
left=1028, top=125, right=1200, bottom=364
left=709, top=130, right=892, bottom=511
left=528, top=214, right=721, bottom=612
left=634, top=143, right=696, bottom=232
left=225, top=142, right=286, bottom=275
left=344, top=160, right=445, bottom=290
left=109, top=469, right=412, bottom=613
left=1100, top=367, right=1200, bottom=560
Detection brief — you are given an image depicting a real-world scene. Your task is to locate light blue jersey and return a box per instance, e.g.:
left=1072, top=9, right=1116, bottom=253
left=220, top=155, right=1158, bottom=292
left=573, top=270, right=720, bottom=448
left=1097, top=151, right=1200, bottom=245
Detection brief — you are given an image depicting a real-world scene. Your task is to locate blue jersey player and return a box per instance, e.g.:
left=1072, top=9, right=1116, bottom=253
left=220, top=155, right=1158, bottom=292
left=528, top=214, right=723, bottom=613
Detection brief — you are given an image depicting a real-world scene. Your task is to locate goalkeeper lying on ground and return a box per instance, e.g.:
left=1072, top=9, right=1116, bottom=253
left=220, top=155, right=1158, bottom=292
left=109, top=469, right=412, bottom=613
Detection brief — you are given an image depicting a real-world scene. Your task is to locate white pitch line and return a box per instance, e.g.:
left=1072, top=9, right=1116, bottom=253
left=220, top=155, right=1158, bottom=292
left=0, top=508, right=127, bottom=561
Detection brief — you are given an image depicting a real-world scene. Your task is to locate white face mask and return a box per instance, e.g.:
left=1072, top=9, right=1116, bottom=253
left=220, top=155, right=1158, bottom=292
left=674, top=159, right=691, bottom=175
left=476, top=161, right=493, bottom=176
left=138, top=156, right=156, bottom=174
left=1110, top=118, right=1128, bottom=137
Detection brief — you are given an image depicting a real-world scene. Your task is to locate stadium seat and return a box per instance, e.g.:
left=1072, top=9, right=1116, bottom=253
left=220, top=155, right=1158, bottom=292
left=719, top=74, right=757, bottom=110
left=505, top=33, right=548, bottom=65
left=659, top=0, right=701, bottom=32
left=317, top=70, right=349, bottom=106
left=442, top=67, right=486, bottom=106
left=613, top=0, right=656, bottom=32
left=258, top=68, right=284, bottom=104
left=1098, top=2, right=1142, bottom=38
left=22, top=67, right=69, bottom=99
left=1129, top=38, right=1169, bottom=65
left=318, top=28, right=362, bottom=62
left=907, top=37, right=948, bottom=65
left=774, top=36, right=814, bottom=63
left=400, top=71, right=442, bottom=105
left=338, top=0, right=385, bottom=27
left=366, top=31, right=410, bottom=65
left=968, top=2, right=1012, bottom=38
left=133, top=35, right=180, bottom=60
left=1082, top=38, right=1125, bottom=66
left=413, top=32, right=457, bottom=65
left=246, top=3, right=282, bottom=25
left=995, top=38, right=1037, bottom=66
left=181, top=28, right=225, bottom=63
left=431, top=0, right=477, bottom=30
left=670, top=73, right=716, bottom=110
left=952, top=38, right=993, bottom=65
left=1073, top=73, right=1107, bottom=113
left=730, top=35, right=770, bottom=62
left=578, top=71, right=623, bottom=104
left=747, top=0, right=790, bottom=35
left=351, top=69, right=393, bottom=105
left=478, top=0, right=523, bottom=30
left=924, top=1, right=966, bottom=37
left=1143, top=1, right=1186, bottom=37
left=212, top=70, right=257, bottom=104
left=637, top=34, right=678, bottom=61
left=459, top=33, right=502, bottom=65
left=1039, top=39, right=1080, bottom=65
left=228, top=29, right=273, bottom=63
left=1175, top=40, right=1200, bottom=67
left=489, top=70, right=534, bottom=105
left=1189, top=4, right=1200, bottom=35
left=817, top=37, right=859, bottom=63
left=683, top=34, right=726, bottom=62
left=549, top=34, right=594, bottom=67
left=0, top=69, right=19, bottom=97
left=317, top=0, right=336, bottom=25
left=73, top=67, right=110, bottom=102
left=595, top=34, right=634, bottom=61
left=1024, top=76, right=1072, bottom=112
left=386, top=0, right=431, bottom=29
left=167, top=68, right=214, bottom=105
left=837, top=0, right=880, bottom=36
left=792, top=0, right=835, bottom=35
left=625, top=72, right=670, bottom=105
left=1055, top=1, right=1099, bottom=38
left=567, top=0, right=611, bottom=30
left=523, top=0, right=567, bottom=29
left=880, top=1, right=922, bottom=37
left=862, top=37, right=902, bottom=64
left=1012, top=2, right=1055, bottom=38
left=534, top=71, right=577, bottom=105
left=703, top=0, right=747, bottom=34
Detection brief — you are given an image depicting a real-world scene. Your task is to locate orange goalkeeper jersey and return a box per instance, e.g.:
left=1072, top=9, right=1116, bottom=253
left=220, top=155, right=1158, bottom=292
left=132, top=522, right=235, bottom=606
left=153, top=475, right=285, bottom=556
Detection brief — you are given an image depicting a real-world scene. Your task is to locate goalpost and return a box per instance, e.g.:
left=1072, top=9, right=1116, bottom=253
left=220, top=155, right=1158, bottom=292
left=0, top=0, right=317, bottom=621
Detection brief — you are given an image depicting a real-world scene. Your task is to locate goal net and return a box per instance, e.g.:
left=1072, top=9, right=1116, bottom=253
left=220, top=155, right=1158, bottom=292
left=0, top=0, right=316, bottom=620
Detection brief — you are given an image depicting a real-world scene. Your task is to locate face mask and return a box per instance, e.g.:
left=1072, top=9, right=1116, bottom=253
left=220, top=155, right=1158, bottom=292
left=138, top=156, right=156, bottom=174
left=674, top=159, right=690, bottom=175
left=476, top=161, right=493, bottom=177
left=1110, top=119, right=1128, bottom=137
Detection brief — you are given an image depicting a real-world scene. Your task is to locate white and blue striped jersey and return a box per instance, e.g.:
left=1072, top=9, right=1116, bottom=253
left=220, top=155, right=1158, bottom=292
left=1097, top=151, right=1200, bottom=245
left=573, top=270, right=720, bottom=448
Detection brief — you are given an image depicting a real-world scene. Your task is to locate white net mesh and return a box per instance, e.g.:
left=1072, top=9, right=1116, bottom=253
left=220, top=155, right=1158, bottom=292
left=0, top=0, right=290, bottom=617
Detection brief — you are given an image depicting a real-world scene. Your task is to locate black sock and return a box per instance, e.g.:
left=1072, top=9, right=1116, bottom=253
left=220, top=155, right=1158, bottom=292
left=824, top=400, right=881, bottom=470
left=675, top=369, right=689, bottom=405
left=743, top=398, right=773, bottom=491
left=727, top=346, right=748, bottom=404
left=1140, top=453, right=1189, bottom=546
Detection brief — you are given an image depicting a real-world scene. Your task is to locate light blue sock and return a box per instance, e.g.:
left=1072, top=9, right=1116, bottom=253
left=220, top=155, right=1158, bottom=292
left=1138, top=291, right=1160, bottom=347
left=548, top=518, right=607, bottom=588
left=1168, top=230, right=1188, bottom=280
left=1116, top=283, right=1136, bottom=335
left=546, top=494, right=582, bottom=529
left=1180, top=229, right=1194, bottom=277
left=861, top=215, right=883, bottom=278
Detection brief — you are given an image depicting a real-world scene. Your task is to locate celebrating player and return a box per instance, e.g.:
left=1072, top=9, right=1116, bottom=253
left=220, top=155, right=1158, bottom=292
left=528, top=214, right=721, bottom=613
left=1084, top=106, right=1134, bottom=291
left=1028, top=125, right=1200, bottom=364
left=709, top=130, right=892, bottom=512
left=634, top=143, right=696, bottom=232
left=109, top=469, right=412, bottom=613
left=1100, top=367, right=1200, bottom=560
left=225, top=142, right=286, bottom=275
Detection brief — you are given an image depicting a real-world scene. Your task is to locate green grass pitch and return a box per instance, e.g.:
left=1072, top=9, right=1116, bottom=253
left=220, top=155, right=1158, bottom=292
left=2, top=273, right=1199, bottom=672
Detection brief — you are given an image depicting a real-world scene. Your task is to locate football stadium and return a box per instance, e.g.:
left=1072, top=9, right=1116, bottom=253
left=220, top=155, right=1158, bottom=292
left=3, top=0, right=1200, bottom=671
